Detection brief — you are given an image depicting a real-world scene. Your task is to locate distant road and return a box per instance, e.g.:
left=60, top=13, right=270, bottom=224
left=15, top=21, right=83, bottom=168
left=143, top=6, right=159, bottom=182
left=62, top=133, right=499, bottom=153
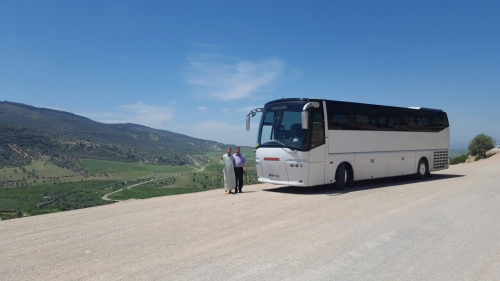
left=1, top=154, right=500, bottom=280
left=101, top=175, right=175, bottom=201
left=101, top=165, right=205, bottom=201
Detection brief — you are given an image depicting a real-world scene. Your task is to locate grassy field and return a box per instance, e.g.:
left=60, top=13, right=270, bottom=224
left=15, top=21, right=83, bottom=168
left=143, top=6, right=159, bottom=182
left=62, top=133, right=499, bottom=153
left=81, top=159, right=193, bottom=179
left=1, top=148, right=260, bottom=219
left=107, top=148, right=258, bottom=200
left=0, top=161, right=81, bottom=183
left=0, top=180, right=118, bottom=220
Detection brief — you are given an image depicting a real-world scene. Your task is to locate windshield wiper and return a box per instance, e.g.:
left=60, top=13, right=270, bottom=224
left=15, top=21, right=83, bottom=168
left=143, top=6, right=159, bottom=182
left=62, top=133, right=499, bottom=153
left=268, top=139, right=287, bottom=147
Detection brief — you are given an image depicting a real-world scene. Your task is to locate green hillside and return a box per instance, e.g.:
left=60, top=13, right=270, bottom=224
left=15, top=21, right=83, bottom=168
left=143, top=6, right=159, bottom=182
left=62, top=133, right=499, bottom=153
left=0, top=101, right=258, bottom=219
left=0, top=101, right=232, bottom=169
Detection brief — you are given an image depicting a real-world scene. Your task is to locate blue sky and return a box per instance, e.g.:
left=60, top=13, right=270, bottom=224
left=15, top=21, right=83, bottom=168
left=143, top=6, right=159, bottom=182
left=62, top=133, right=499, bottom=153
left=1, top=0, right=499, bottom=149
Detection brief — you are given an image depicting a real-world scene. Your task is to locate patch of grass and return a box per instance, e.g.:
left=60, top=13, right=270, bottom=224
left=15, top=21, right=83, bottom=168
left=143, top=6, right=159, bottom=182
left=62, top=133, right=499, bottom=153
left=0, top=161, right=83, bottom=186
left=149, top=133, right=159, bottom=141
left=80, top=159, right=192, bottom=179
left=0, top=161, right=78, bottom=180
left=28, top=161, right=80, bottom=177
left=2, top=150, right=260, bottom=218
left=0, top=211, right=20, bottom=220
left=450, top=155, right=468, bottom=165
left=0, top=180, right=119, bottom=219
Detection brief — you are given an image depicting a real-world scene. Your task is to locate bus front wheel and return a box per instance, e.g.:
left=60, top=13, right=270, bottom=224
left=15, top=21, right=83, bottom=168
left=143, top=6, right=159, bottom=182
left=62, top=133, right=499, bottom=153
left=335, top=163, right=347, bottom=189
left=414, top=158, right=429, bottom=179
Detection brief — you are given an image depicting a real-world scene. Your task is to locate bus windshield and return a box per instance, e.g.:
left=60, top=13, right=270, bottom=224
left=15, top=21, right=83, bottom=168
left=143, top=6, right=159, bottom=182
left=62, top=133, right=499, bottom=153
left=257, top=101, right=308, bottom=150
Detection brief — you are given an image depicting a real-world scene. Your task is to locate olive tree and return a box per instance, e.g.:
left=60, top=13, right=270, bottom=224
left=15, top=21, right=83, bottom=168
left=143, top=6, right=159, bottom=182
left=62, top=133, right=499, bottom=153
left=468, top=134, right=495, bottom=160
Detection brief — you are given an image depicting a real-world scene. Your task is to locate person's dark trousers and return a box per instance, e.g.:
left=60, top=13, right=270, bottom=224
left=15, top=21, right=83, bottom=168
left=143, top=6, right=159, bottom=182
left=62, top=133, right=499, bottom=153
left=234, top=167, right=244, bottom=192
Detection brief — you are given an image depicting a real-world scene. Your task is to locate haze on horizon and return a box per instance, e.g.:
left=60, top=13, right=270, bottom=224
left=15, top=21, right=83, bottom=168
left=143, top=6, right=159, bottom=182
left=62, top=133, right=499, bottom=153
left=1, top=1, right=499, bottom=148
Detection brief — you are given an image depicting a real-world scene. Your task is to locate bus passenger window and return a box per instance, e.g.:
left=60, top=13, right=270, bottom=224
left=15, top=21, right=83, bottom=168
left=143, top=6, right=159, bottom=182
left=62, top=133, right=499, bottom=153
left=311, top=122, right=325, bottom=148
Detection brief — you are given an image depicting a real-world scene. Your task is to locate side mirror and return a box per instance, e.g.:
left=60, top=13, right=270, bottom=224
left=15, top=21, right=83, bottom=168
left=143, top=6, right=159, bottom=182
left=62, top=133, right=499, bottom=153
left=246, top=108, right=264, bottom=131
left=301, top=111, right=309, bottom=130
left=301, top=102, right=320, bottom=130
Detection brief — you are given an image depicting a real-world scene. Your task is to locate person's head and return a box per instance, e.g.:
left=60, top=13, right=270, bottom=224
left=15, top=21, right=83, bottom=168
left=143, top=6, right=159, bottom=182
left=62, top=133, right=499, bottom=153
left=235, top=147, right=241, bottom=154
left=226, top=147, right=232, bottom=154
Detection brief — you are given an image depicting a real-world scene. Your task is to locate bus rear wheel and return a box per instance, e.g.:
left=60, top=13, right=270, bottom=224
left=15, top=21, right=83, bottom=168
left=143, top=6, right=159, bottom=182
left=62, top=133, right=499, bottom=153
left=414, top=158, right=429, bottom=179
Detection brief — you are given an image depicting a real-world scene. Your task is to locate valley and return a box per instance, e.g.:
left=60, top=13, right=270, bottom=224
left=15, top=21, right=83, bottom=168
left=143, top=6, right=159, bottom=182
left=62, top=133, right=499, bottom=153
left=0, top=102, right=257, bottom=219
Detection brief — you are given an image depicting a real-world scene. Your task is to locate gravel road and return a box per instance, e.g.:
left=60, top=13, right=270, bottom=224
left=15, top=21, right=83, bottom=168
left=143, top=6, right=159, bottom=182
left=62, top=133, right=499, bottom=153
left=1, top=154, right=500, bottom=281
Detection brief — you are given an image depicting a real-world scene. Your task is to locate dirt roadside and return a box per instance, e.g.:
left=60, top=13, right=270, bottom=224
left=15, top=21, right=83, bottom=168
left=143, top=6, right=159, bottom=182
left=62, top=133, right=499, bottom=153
left=1, top=154, right=500, bottom=280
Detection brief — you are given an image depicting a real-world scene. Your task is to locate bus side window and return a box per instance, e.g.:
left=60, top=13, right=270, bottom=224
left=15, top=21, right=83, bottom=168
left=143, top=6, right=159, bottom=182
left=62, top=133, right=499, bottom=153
left=331, top=114, right=346, bottom=129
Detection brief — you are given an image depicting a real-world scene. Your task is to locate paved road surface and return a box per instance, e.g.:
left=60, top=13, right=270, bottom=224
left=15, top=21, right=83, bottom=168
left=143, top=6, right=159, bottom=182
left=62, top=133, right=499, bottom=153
left=1, top=154, right=500, bottom=280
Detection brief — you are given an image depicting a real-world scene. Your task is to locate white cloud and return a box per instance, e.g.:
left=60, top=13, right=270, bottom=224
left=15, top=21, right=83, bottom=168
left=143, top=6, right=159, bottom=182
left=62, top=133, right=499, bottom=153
left=197, top=106, right=208, bottom=110
left=186, top=56, right=285, bottom=101
left=82, top=102, right=174, bottom=129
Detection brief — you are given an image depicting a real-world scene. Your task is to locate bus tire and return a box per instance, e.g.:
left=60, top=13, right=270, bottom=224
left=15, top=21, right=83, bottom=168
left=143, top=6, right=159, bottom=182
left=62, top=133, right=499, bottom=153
left=335, top=163, right=346, bottom=189
left=345, top=164, right=353, bottom=186
left=414, top=158, right=429, bottom=179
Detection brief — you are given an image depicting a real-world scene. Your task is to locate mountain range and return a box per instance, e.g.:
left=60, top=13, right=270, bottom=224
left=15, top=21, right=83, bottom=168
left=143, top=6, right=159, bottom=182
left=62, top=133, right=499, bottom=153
left=0, top=101, right=230, bottom=170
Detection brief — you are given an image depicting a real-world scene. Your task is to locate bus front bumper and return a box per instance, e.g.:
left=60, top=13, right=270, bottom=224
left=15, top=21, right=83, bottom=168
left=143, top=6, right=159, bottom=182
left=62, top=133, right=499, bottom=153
left=258, top=177, right=308, bottom=187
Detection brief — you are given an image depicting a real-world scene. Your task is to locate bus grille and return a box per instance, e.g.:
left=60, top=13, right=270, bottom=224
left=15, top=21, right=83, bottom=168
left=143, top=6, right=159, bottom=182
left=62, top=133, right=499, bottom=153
left=433, top=150, right=449, bottom=169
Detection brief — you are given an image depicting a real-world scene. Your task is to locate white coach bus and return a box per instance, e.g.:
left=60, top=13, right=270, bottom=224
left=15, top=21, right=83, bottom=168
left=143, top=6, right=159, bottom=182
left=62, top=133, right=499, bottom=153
left=246, top=98, right=449, bottom=188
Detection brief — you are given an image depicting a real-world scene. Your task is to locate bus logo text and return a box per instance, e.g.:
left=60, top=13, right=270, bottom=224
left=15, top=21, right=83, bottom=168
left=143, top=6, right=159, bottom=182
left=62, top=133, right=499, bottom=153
left=264, top=157, right=280, bottom=161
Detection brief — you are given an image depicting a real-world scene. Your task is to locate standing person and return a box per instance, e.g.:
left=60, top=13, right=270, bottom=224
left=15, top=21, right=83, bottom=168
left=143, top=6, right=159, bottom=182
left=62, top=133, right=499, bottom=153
left=233, top=147, right=247, bottom=193
left=220, top=148, right=236, bottom=194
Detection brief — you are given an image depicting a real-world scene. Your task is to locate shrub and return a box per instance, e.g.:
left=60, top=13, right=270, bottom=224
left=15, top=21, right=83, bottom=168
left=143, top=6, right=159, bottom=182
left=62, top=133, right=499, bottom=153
left=450, top=155, right=467, bottom=165
left=468, top=134, right=495, bottom=160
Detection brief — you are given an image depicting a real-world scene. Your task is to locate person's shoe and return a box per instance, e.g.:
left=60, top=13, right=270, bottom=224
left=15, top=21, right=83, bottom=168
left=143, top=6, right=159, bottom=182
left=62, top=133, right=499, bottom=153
left=225, top=191, right=229, bottom=194
left=239, top=189, right=242, bottom=193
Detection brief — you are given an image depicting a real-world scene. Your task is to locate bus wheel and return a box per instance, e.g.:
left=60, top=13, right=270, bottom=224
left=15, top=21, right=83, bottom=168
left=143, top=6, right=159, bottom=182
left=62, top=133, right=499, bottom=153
left=414, top=158, right=429, bottom=179
left=345, top=164, right=353, bottom=186
left=335, top=163, right=347, bottom=189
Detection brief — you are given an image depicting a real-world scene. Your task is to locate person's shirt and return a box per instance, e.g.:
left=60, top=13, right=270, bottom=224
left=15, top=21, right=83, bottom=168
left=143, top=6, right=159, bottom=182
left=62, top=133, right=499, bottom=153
left=233, top=153, right=247, bottom=168
left=221, top=153, right=234, bottom=166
